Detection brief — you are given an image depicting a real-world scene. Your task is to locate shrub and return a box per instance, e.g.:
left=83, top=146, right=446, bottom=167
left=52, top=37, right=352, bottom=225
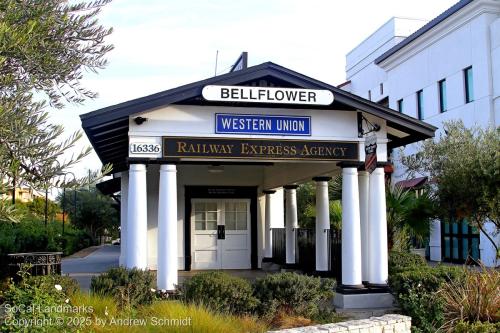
left=0, top=269, right=73, bottom=332
left=453, top=321, right=500, bottom=333
left=90, top=267, right=156, bottom=308
left=389, top=265, right=465, bottom=333
left=439, top=266, right=499, bottom=331
left=253, top=272, right=335, bottom=319
left=0, top=219, right=93, bottom=277
left=180, top=271, right=258, bottom=315
left=388, top=250, right=427, bottom=275
left=27, top=274, right=80, bottom=297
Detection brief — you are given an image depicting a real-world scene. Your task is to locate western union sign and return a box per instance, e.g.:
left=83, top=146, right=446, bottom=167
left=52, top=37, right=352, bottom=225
left=163, top=137, right=358, bottom=161
left=202, top=85, right=334, bottom=105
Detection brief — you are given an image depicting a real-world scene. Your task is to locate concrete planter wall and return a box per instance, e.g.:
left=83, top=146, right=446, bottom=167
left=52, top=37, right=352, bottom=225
left=269, top=314, right=411, bottom=333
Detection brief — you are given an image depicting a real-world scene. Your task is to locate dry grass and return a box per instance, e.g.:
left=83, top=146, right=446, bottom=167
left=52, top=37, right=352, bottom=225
left=69, top=294, right=268, bottom=333
left=268, top=309, right=312, bottom=329
left=439, top=264, right=499, bottom=331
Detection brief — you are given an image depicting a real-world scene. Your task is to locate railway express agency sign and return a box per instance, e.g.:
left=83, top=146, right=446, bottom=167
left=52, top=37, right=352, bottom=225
left=202, top=85, right=334, bottom=105
left=163, top=137, right=358, bottom=161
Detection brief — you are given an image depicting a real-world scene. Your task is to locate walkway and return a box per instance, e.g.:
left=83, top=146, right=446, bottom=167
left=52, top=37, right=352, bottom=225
left=62, top=245, right=120, bottom=291
left=62, top=245, right=274, bottom=291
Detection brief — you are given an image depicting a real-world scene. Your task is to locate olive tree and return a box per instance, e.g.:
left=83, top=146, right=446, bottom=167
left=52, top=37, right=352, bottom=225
left=0, top=0, right=114, bottom=222
left=401, top=120, right=499, bottom=254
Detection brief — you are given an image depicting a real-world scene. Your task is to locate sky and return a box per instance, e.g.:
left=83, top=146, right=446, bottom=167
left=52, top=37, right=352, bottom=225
left=50, top=0, right=458, bottom=177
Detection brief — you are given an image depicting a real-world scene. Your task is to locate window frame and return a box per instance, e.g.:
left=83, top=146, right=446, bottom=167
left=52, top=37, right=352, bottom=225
left=464, top=66, right=473, bottom=103
left=397, top=98, right=403, bottom=113
left=438, top=79, right=447, bottom=113
left=416, top=90, right=424, bottom=120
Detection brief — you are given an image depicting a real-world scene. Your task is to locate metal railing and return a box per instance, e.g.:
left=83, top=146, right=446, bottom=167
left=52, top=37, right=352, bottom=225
left=296, top=228, right=315, bottom=272
left=8, top=252, right=62, bottom=279
left=271, top=228, right=286, bottom=264
left=327, top=229, right=342, bottom=282
left=271, top=227, right=341, bottom=280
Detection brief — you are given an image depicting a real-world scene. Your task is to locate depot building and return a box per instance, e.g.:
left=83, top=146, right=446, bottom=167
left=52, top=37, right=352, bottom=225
left=81, top=62, right=436, bottom=306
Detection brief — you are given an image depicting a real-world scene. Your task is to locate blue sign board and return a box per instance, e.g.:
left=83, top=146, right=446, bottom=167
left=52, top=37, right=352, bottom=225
left=215, top=113, right=311, bottom=136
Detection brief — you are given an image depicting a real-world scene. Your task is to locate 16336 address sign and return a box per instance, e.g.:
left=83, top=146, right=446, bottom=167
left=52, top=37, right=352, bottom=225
left=130, top=143, right=161, bottom=154
left=162, top=137, right=358, bottom=161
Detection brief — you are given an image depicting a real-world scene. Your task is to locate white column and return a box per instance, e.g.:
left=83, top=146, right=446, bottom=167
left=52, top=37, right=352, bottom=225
left=126, top=164, right=148, bottom=270
left=263, top=190, right=276, bottom=259
left=341, top=167, right=362, bottom=287
left=314, top=177, right=331, bottom=272
left=358, top=171, right=370, bottom=283
left=119, top=172, right=129, bottom=267
left=429, top=220, right=442, bottom=262
left=368, top=167, right=388, bottom=286
left=285, top=185, right=298, bottom=265
left=157, top=164, right=178, bottom=291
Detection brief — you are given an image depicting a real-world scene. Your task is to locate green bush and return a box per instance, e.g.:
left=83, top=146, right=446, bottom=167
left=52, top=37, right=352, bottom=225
left=27, top=274, right=80, bottom=297
left=389, top=265, right=465, bottom=332
left=0, top=219, right=92, bottom=277
left=388, top=251, right=427, bottom=275
left=180, top=271, right=258, bottom=315
left=253, top=272, right=335, bottom=319
left=90, top=267, right=156, bottom=308
left=0, top=269, right=73, bottom=332
left=453, top=321, right=500, bottom=333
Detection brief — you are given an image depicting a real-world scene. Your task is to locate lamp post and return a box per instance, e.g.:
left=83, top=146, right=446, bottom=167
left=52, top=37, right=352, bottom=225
left=62, top=187, right=66, bottom=235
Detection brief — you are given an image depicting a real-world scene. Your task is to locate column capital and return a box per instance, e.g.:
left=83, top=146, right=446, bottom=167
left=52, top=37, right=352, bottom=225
left=283, top=184, right=299, bottom=190
left=337, top=161, right=364, bottom=169
left=312, top=176, right=332, bottom=182
left=263, top=190, right=276, bottom=194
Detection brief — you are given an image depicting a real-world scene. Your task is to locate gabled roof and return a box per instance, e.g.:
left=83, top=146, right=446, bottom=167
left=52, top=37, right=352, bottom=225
left=375, top=0, right=473, bottom=64
left=81, top=62, right=436, bottom=172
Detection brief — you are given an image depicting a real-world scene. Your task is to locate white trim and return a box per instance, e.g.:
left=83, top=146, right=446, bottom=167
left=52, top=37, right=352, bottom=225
left=378, top=1, right=500, bottom=70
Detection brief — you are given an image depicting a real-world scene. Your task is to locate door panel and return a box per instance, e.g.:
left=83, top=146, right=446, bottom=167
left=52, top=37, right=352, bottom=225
left=222, top=200, right=251, bottom=269
left=192, top=200, right=220, bottom=269
left=191, top=199, right=250, bottom=270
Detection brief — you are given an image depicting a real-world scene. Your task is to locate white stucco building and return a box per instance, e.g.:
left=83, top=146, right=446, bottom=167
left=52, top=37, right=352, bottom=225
left=343, top=0, right=499, bottom=266
left=82, top=62, right=435, bottom=307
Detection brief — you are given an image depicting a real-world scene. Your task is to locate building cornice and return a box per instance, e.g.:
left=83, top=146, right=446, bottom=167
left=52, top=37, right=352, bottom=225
left=378, top=0, right=500, bottom=71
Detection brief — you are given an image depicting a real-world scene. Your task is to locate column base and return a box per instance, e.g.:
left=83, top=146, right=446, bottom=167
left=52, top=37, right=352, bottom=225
left=333, top=292, right=395, bottom=309
left=336, top=284, right=367, bottom=294
left=365, top=283, right=390, bottom=293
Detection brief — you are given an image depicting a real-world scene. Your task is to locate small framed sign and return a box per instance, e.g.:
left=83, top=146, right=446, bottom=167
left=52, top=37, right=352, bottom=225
left=215, top=113, right=311, bottom=136
left=364, top=134, right=377, bottom=173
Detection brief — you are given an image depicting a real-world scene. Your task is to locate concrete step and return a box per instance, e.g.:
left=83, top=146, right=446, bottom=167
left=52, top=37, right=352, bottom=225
left=261, top=261, right=281, bottom=271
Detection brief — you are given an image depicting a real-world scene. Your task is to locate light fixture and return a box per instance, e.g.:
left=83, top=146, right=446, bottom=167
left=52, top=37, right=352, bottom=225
left=134, top=116, right=147, bottom=125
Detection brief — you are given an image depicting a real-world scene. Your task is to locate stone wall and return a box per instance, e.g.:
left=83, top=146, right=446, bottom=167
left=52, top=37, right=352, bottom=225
left=269, top=314, right=411, bottom=333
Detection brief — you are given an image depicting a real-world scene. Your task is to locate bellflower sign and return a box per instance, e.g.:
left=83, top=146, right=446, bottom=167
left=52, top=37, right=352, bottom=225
left=215, top=113, right=311, bottom=136
left=202, top=85, right=334, bottom=105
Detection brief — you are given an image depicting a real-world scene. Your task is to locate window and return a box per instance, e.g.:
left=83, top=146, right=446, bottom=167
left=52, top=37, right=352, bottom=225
left=379, top=83, right=384, bottom=95
left=438, top=79, right=447, bottom=112
left=194, top=202, right=218, bottom=230
left=416, top=90, right=424, bottom=120
left=464, top=66, right=473, bottom=103
left=368, top=90, right=371, bottom=100
left=224, top=202, right=247, bottom=230
left=397, top=99, right=404, bottom=113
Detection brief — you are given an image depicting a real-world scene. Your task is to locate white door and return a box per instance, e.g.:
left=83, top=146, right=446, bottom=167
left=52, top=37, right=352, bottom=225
left=191, top=199, right=251, bottom=270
